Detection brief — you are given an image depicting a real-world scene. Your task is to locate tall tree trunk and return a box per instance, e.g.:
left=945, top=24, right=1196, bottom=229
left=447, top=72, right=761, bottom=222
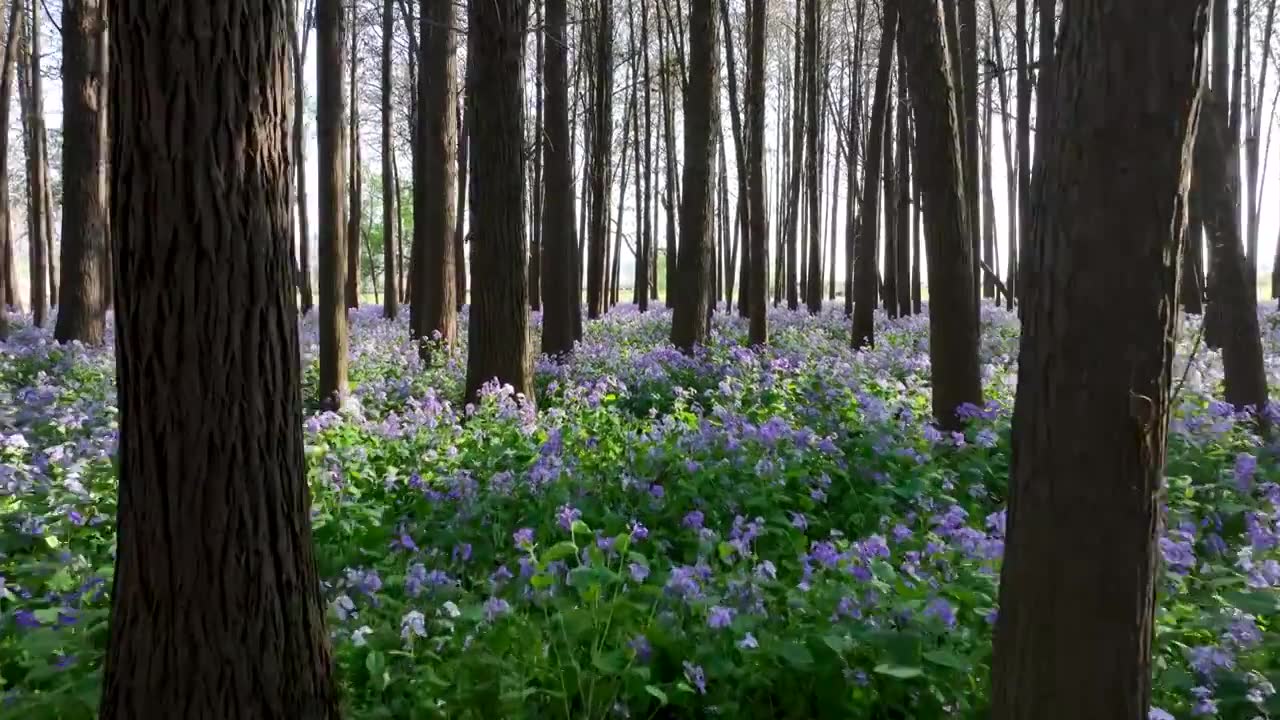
left=100, top=0, right=340, bottom=715
left=671, top=0, right=718, bottom=351
left=844, top=0, right=866, bottom=318
left=455, top=31, right=473, bottom=311
left=317, top=0, right=349, bottom=409
left=1020, top=0, right=1055, bottom=309
left=1253, top=0, right=1275, bottom=295
left=345, top=2, right=361, bottom=309
left=55, top=0, right=107, bottom=344
left=959, top=0, right=980, bottom=312
left=412, top=0, right=459, bottom=354
left=911, top=168, right=922, bottom=313
left=746, top=0, right=769, bottom=344
left=531, top=0, right=544, bottom=312
left=851, top=3, right=896, bottom=348
left=380, top=0, right=398, bottom=319
left=991, top=2, right=1210, bottom=717
left=466, top=0, right=533, bottom=401
left=637, top=1, right=654, bottom=311
left=611, top=97, right=635, bottom=309
left=882, top=70, right=899, bottom=317
left=394, top=149, right=405, bottom=303
left=658, top=8, right=679, bottom=307
left=1182, top=178, right=1205, bottom=314
left=0, top=0, right=20, bottom=338
left=981, top=35, right=996, bottom=300
left=1013, top=0, right=1030, bottom=307
left=292, top=2, right=314, bottom=314
left=18, top=0, right=46, bottom=327
left=898, top=0, right=983, bottom=429
left=802, top=0, right=822, bottom=313
left=541, top=0, right=577, bottom=356
left=719, top=0, right=750, bottom=315
left=586, top=0, right=613, bottom=318
left=894, top=52, right=912, bottom=317
left=783, top=0, right=804, bottom=311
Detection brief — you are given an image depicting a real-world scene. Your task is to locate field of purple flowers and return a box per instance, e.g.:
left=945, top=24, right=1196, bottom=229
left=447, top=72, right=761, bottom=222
left=2, top=303, right=1280, bottom=718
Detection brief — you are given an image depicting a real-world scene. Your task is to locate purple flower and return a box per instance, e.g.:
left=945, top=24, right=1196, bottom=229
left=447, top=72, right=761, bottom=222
left=1235, top=452, right=1258, bottom=492
left=1159, top=536, right=1196, bottom=575
left=682, top=510, right=705, bottom=530
left=557, top=505, right=582, bottom=532
left=513, top=527, right=535, bottom=549
left=683, top=661, right=707, bottom=694
left=390, top=532, right=418, bottom=552
left=400, top=610, right=427, bottom=640
left=628, top=563, right=650, bottom=583
left=790, top=512, right=809, bottom=531
left=1191, top=686, right=1216, bottom=716
left=808, top=541, right=840, bottom=569
left=707, top=605, right=736, bottom=629
left=452, top=543, right=473, bottom=563
left=923, top=597, right=957, bottom=629
left=629, top=520, right=649, bottom=541
left=737, top=632, right=759, bottom=649
left=891, top=524, right=913, bottom=543
left=754, top=560, right=777, bottom=581
left=1187, top=645, right=1234, bottom=677
left=1226, top=615, right=1262, bottom=649
left=483, top=597, right=511, bottom=621
left=629, top=634, right=652, bottom=663
left=1149, top=708, right=1175, bottom=720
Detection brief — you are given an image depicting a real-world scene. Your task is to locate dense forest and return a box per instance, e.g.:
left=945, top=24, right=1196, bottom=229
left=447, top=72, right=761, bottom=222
left=0, top=0, right=1279, bottom=718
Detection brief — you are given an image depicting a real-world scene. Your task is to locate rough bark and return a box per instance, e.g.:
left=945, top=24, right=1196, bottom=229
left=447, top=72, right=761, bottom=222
left=531, top=0, right=544, bottom=312
left=851, top=3, right=896, bottom=349
left=586, top=0, right=613, bottom=318
left=0, top=0, right=18, bottom=338
left=894, top=51, right=912, bottom=317
left=981, top=35, right=997, bottom=301
left=317, top=0, right=349, bottom=409
left=379, top=0, right=397, bottom=319
left=1013, top=0, right=1030, bottom=306
left=959, top=0, right=980, bottom=311
left=783, top=0, right=804, bottom=311
left=659, top=7, right=678, bottom=307
left=18, top=0, right=46, bottom=327
left=291, top=1, right=314, bottom=314
left=345, top=2, right=362, bottom=309
left=991, top=2, right=1210, bottom=717
left=100, top=0, right=340, bottom=715
left=466, top=0, right=533, bottom=401
left=411, top=0, right=458, bottom=354
left=746, top=0, right=768, bottom=342
left=882, top=73, right=898, bottom=316
left=637, top=1, right=654, bottom=311
left=898, top=0, right=983, bottom=429
left=541, top=0, right=577, bottom=355
left=802, top=0, right=822, bottom=314
left=670, top=0, right=718, bottom=352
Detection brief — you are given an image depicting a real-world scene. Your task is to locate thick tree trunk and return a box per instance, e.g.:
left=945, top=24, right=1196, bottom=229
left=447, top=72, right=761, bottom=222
left=100, top=1, right=340, bottom=715
left=291, top=4, right=314, bottom=315
left=541, top=0, right=577, bottom=356
left=466, top=0, right=533, bottom=401
left=18, top=0, right=46, bottom=327
left=56, top=0, right=108, bottom=345
left=412, top=0, right=459, bottom=354
left=746, top=0, right=769, bottom=344
left=317, top=0, right=349, bottom=409
left=851, top=3, right=895, bottom=348
left=380, top=0, right=398, bottom=319
left=586, top=0, right=613, bottom=318
left=671, top=0, right=718, bottom=351
left=991, top=2, right=1210, bottom=716
left=898, top=0, right=983, bottom=429
left=843, top=0, right=866, bottom=318
left=345, top=2, right=361, bottom=309
left=802, top=0, right=822, bottom=313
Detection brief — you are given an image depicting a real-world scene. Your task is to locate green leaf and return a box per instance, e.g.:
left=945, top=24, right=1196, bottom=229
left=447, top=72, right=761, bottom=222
left=33, top=608, right=61, bottom=625
left=777, top=641, right=814, bottom=668
left=542, top=541, right=578, bottom=563
left=592, top=649, right=626, bottom=675
left=530, top=573, right=556, bottom=589
left=923, top=650, right=969, bottom=671
left=365, top=650, right=387, bottom=688
left=43, top=535, right=60, bottom=549
left=570, top=519, right=592, bottom=536
left=717, top=541, right=737, bottom=562
left=822, top=634, right=853, bottom=654
left=644, top=685, right=669, bottom=704
left=1226, top=590, right=1280, bottom=615
left=873, top=663, right=924, bottom=679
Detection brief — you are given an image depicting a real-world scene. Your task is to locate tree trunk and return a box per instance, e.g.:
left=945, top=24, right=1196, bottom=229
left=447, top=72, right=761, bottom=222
left=466, top=0, right=533, bottom=402
left=0, top=0, right=20, bottom=338
left=783, top=0, right=804, bottom=311
left=843, top=0, right=866, bottom=318
left=659, top=8, right=678, bottom=308
left=317, top=0, right=349, bottom=409
left=18, top=0, right=46, bottom=327
left=636, top=2, right=653, bottom=311
left=898, top=0, right=983, bottom=429
left=746, top=0, right=769, bottom=344
left=1013, top=0, right=1030, bottom=307
left=851, top=3, right=895, bottom=348
left=54, top=0, right=106, bottom=344
left=980, top=35, right=997, bottom=301
left=531, top=0, right=544, bottom=312
left=541, top=0, right=577, bottom=356
left=345, top=2, right=361, bottom=309
left=882, top=71, right=899, bottom=317
left=959, top=0, right=980, bottom=312
left=894, top=51, right=912, bottom=317
left=991, top=2, right=1210, bottom=716
left=586, top=0, right=613, bottom=318
left=411, top=0, right=459, bottom=355
left=100, top=0, right=340, bottom=715
left=671, top=0, right=718, bottom=352
left=380, top=0, right=398, bottom=319
left=802, top=0, right=822, bottom=313
left=291, top=2, right=314, bottom=314
left=455, top=31, right=473, bottom=311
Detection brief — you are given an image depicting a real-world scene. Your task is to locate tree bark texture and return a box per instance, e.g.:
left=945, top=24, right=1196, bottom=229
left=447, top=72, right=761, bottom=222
left=540, top=0, right=577, bottom=356
left=316, top=0, right=349, bottom=409
left=380, top=0, right=398, bottom=319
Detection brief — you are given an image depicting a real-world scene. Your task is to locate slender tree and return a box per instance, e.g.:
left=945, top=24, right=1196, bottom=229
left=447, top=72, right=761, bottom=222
left=898, top=0, right=983, bottom=429
left=346, top=1, right=362, bottom=309
left=100, top=0, right=340, bottom=715
left=317, top=0, right=349, bottom=409
left=894, top=52, right=911, bottom=317
left=18, top=0, right=47, bottom=327
left=291, top=0, right=316, bottom=315
left=0, top=0, right=19, bottom=339
left=541, top=0, right=577, bottom=356
left=1012, top=0, right=1029, bottom=305
left=992, top=1, right=1211, bottom=716
left=455, top=29, right=473, bottom=311
left=531, top=0, right=544, bottom=312
left=466, top=0, right=533, bottom=401
left=586, top=0, right=613, bottom=318
left=802, top=0, right=822, bottom=313
left=412, top=0, right=459, bottom=354
left=746, top=0, right=769, bottom=344
left=379, top=0, right=397, bottom=318
left=671, top=0, right=719, bottom=351
left=851, top=2, right=896, bottom=349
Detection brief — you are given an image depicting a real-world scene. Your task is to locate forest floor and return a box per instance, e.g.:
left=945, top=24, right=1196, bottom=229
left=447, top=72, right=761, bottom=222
left=2, top=303, right=1279, bottom=718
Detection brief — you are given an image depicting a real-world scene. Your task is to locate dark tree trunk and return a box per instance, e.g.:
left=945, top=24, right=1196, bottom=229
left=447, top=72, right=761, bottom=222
left=637, top=1, right=653, bottom=311
left=0, top=0, right=20, bottom=338
left=55, top=0, right=107, bottom=344
left=911, top=175, right=922, bottom=313
left=1182, top=169, right=1205, bottom=314
left=851, top=2, right=895, bottom=348
left=747, top=0, right=769, bottom=344
left=317, top=0, right=349, bottom=409
left=345, top=1, right=361, bottom=309
left=882, top=71, right=898, bottom=317
left=989, top=0, right=1017, bottom=310
left=991, top=2, right=1210, bottom=716
left=894, top=52, right=912, bottom=317
left=1021, top=0, right=1055, bottom=310
left=412, top=0, right=459, bottom=354
left=844, top=0, right=866, bottom=318
left=541, top=0, right=577, bottom=356
left=671, top=0, right=718, bottom=352
left=659, top=7, right=678, bottom=307
left=18, top=0, right=46, bottom=327
left=291, top=2, right=314, bottom=315
left=718, top=0, right=750, bottom=318
left=100, top=0, right=341, bottom=715
left=1013, top=0, right=1030, bottom=307
left=783, top=0, right=804, bottom=311
left=802, top=0, right=822, bottom=314
left=981, top=35, right=997, bottom=301
left=531, top=0, right=544, bottom=312
left=380, top=0, right=398, bottom=319
left=898, top=0, right=983, bottom=429
left=455, top=31, right=473, bottom=311
left=959, top=0, right=980, bottom=312
left=586, top=0, right=613, bottom=318
left=466, top=0, right=533, bottom=401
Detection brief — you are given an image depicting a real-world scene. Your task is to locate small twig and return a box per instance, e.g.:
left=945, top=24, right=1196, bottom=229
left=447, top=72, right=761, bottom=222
left=1170, top=318, right=1206, bottom=409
